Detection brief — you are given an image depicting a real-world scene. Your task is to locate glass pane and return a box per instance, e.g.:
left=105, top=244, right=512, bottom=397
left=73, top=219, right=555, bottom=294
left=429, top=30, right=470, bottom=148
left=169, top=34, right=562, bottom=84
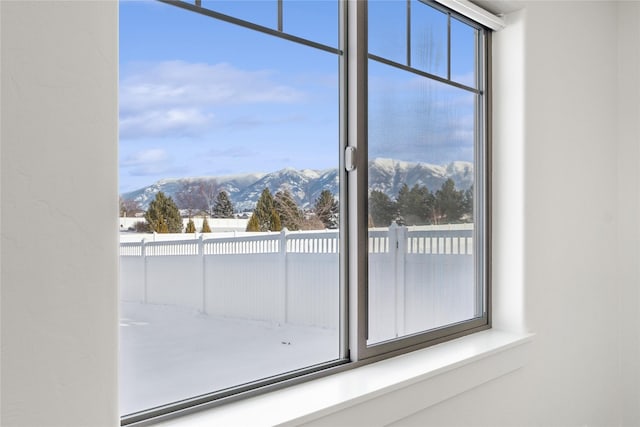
left=451, top=17, right=477, bottom=87
left=410, top=0, right=447, bottom=77
left=119, top=1, right=340, bottom=415
left=200, top=0, right=278, bottom=29
left=368, top=0, right=407, bottom=64
left=283, top=0, right=338, bottom=48
left=367, top=59, right=476, bottom=344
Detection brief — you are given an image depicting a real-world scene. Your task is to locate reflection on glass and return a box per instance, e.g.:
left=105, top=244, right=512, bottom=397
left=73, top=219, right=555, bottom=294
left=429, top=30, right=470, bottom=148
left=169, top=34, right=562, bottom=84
left=119, top=1, right=340, bottom=415
left=283, top=0, right=339, bottom=48
left=367, top=59, right=476, bottom=344
left=201, top=0, right=278, bottom=29
left=451, top=17, right=478, bottom=87
left=368, top=0, right=406, bottom=64
left=410, top=0, right=447, bottom=77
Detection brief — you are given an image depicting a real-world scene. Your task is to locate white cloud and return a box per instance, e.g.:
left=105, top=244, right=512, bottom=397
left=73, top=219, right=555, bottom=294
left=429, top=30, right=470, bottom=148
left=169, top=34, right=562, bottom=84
left=120, top=108, right=214, bottom=139
left=119, top=60, right=308, bottom=139
left=120, top=148, right=186, bottom=177
left=121, top=148, right=168, bottom=167
left=120, top=60, right=306, bottom=113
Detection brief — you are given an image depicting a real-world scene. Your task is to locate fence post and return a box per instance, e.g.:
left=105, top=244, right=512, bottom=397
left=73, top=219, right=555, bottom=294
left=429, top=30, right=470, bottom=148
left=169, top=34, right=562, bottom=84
left=199, top=234, right=206, bottom=314
left=387, top=223, right=399, bottom=337
left=141, top=238, right=148, bottom=304
left=280, top=228, right=288, bottom=324
left=395, top=225, right=407, bottom=337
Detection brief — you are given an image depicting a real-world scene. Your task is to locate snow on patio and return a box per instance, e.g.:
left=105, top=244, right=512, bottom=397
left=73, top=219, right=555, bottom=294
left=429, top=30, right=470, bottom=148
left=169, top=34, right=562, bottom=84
left=119, top=301, right=339, bottom=415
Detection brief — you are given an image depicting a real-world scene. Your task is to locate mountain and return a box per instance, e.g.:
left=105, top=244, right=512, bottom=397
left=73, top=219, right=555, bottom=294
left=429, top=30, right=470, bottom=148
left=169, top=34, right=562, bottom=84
left=121, top=158, right=473, bottom=212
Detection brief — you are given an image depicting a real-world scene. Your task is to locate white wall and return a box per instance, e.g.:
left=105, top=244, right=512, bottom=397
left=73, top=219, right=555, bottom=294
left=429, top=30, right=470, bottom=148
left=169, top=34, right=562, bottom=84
left=1, top=1, right=639, bottom=427
left=0, top=2, right=119, bottom=427
left=616, top=2, right=640, bottom=425
left=386, top=2, right=638, bottom=426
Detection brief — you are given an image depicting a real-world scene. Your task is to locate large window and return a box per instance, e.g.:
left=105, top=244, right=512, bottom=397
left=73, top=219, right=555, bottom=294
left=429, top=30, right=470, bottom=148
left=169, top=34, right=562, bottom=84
left=119, top=0, right=489, bottom=424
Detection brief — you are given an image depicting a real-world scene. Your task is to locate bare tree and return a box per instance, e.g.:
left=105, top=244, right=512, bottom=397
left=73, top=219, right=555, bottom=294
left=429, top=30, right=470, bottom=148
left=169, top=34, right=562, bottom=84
left=119, top=197, right=142, bottom=217
left=197, top=180, right=219, bottom=217
left=175, top=182, right=207, bottom=218
left=299, top=215, right=325, bottom=230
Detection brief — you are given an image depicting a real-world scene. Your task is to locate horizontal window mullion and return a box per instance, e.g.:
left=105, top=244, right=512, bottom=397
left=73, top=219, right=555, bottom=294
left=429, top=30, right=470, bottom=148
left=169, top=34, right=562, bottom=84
left=159, top=0, right=343, bottom=56
left=368, top=53, right=482, bottom=95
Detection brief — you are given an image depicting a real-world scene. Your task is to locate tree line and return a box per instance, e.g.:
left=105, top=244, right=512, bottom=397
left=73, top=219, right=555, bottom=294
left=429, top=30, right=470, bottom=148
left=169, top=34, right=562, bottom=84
left=121, top=188, right=236, bottom=234
left=369, top=178, right=473, bottom=227
left=124, top=187, right=339, bottom=234
left=121, top=178, right=471, bottom=234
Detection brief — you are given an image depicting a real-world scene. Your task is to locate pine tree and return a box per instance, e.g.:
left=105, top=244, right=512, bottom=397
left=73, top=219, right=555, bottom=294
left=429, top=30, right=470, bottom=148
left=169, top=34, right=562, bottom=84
left=396, top=183, right=433, bottom=226
left=246, top=214, right=260, bottom=232
left=313, top=190, right=339, bottom=229
left=434, top=179, right=464, bottom=224
left=253, top=188, right=277, bottom=231
left=212, top=190, right=234, bottom=218
left=275, top=189, right=303, bottom=231
left=395, top=184, right=411, bottom=224
left=201, top=216, right=211, bottom=233
left=270, top=209, right=282, bottom=231
left=185, top=218, right=196, bottom=233
left=144, top=191, right=182, bottom=233
left=368, top=190, right=395, bottom=227
left=156, top=216, right=169, bottom=233
left=462, top=185, right=474, bottom=222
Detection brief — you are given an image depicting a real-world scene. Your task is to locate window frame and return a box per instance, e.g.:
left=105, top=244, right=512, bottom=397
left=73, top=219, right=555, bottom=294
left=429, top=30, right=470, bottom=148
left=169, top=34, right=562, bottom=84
left=349, top=0, right=491, bottom=362
left=120, top=1, right=492, bottom=424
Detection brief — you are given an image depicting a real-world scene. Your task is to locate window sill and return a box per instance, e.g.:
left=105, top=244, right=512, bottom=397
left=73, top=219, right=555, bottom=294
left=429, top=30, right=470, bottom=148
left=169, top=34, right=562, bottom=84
left=146, top=329, right=533, bottom=427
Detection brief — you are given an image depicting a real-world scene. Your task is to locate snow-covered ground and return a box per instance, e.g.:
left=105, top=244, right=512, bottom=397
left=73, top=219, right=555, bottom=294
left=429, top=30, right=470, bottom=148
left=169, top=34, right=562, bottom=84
left=119, top=301, right=339, bottom=415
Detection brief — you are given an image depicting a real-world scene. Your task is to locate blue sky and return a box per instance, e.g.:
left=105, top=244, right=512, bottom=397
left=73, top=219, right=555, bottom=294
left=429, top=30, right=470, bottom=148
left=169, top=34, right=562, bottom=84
left=119, top=0, right=476, bottom=193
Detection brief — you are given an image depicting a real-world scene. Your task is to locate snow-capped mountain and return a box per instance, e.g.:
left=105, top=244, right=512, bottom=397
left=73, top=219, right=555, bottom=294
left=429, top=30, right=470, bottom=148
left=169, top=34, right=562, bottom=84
left=121, top=158, right=473, bottom=212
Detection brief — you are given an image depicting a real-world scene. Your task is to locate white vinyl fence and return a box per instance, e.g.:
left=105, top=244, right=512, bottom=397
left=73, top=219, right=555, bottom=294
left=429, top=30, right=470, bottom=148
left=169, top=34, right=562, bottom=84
left=367, top=225, right=475, bottom=342
left=120, top=225, right=475, bottom=339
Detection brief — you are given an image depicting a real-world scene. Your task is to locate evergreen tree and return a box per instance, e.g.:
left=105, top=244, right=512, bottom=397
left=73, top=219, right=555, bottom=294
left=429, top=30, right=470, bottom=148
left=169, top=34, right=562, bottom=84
left=212, top=190, right=234, bottom=218
left=434, top=179, right=465, bottom=224
left=145, top=191, right=182, bottom=233
left=270, top=209, right=282, bottom=231
left=185, top=218, right=196, bottom=233
left=246, top=214, right=260, bottom=232
left=313, top=190, right=339, bottom=229
left=368, top=190, right=395, bottom=227
left=462, top=185, right=474, bottom=222
left=396, top=183, right=434, bottom=226
left=275, top=189, right=303, bottom=231
left=156, top=216, right=169, bottom=233
left=252, top=188, right=277, bottom=231
left=201, top=216, right=211, bottom=233
left=395, top=184, right=411, bottom=224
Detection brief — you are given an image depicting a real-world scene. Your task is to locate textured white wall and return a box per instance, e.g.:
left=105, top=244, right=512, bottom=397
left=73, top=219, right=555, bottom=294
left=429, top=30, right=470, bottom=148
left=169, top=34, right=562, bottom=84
left=0, top=2, right=119, bottom=426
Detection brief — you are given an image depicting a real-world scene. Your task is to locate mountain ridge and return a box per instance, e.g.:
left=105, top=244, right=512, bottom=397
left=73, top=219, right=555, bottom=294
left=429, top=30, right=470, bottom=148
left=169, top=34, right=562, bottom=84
left=122, top=158, right=473, bottom=212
